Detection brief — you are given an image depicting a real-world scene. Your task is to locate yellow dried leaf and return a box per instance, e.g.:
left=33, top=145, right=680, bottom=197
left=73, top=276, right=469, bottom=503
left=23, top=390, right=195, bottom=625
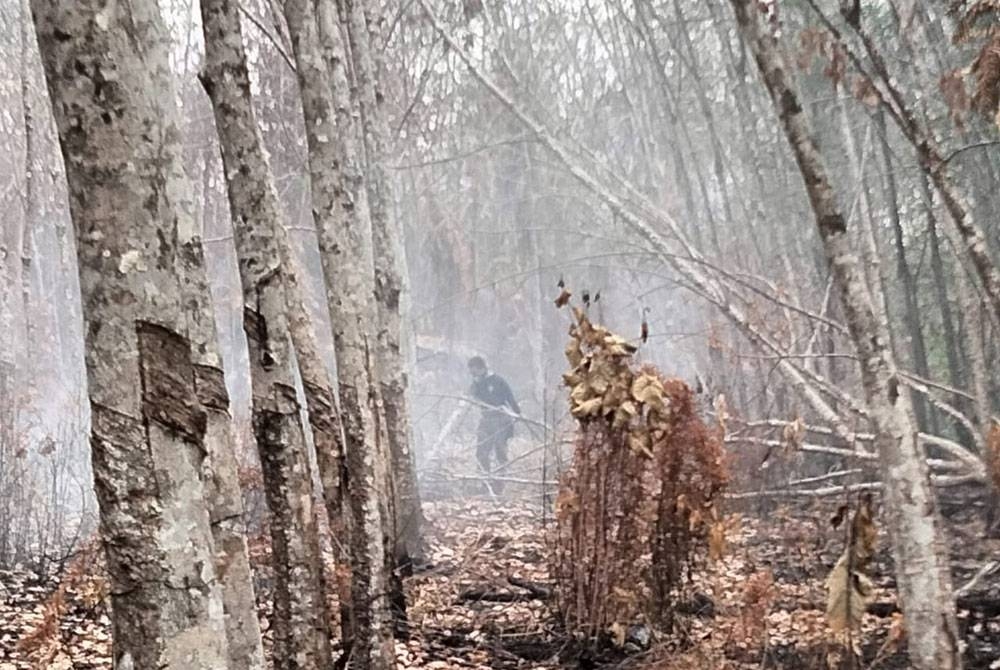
left=609, top=622, right=627, bottom=648
left=604, top=334, right=637, bottom=356
left=631, top=373, right=666, bottom=412
left=573, top=397, right=603, bottom=417
left=613, top=400, right=638, bottom=429
left=825, top=552, right=873, bottom=633
left=826, top=496, right=878, bottom=634
left=563, top=369, right=583, bottom=387
left=709, top=520, right=727, bottom=561
left=565, top=338, right=583, bottom=368
left=783, top=416, right=805, bottom=448
left=588, top=364, right=615, bottom=394
left=714, top=393, right=729, bottom=433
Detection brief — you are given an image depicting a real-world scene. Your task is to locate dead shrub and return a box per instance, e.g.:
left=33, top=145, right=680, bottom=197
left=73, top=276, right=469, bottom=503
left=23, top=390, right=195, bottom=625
left=552, top=307, right=727, bottom=643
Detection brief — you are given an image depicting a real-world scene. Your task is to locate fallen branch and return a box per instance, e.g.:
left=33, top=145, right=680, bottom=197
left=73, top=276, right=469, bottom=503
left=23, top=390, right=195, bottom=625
left=507, top=576, right=551, bottom=600
left=728, top=473, right=982, bottom=499
left=956, top=561, right=1000, bottom=599
left=457, top=588, right=537, bottom=603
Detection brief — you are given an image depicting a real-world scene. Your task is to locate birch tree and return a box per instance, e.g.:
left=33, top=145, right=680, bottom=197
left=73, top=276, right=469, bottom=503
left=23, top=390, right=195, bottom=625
left=728, top=1, right=961, bottom=667
left=199, top=1, right=335, bottom=667
left=30, top=0, right=242, bottom=667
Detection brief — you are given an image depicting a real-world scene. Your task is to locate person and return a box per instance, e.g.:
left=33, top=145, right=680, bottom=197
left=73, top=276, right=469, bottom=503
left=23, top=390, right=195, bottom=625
left=467, top=356, right=520, bottom=493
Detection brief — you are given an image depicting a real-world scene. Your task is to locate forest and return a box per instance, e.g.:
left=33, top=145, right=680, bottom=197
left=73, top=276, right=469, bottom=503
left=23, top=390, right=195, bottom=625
left=1, top=0, right=1000, bottom=668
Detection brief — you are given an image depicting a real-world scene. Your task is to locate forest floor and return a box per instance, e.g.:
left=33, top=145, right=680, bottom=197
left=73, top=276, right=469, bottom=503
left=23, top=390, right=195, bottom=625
left=1, top=491, right=1000, bottom=669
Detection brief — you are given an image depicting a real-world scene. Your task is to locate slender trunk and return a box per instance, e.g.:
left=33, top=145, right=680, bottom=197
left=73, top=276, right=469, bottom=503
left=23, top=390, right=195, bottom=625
left=728, top=3, right=961, bottom=668
left=31, top=1, right=232, bottom=667
left=339, top=0, right=424, bottom=569
left=875, top=111, right=934, bottom=432
left=284, top=1, right=395, bottom=667
left=199, top=2, right=336, bottom=667
left=925, top=178, right=967, bottom=403
left=846, top=20, right=1000, bottom=330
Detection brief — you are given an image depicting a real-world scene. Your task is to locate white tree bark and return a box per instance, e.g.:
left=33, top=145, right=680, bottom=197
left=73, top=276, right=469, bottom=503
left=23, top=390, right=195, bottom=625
left=283, top=1, right=395, bottom=667
left=729, top=2, right=961, bottom=667
left=199, top=1, right=335, bottom=667
left=30, top=1, right=233, bottom=667
left=340, top=0, right=425, bottom=566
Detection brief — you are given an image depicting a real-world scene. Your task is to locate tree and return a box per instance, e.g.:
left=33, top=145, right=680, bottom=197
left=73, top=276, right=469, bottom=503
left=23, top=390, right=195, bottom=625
left=283, top=1, right=396, bottom=666
left=29, top=0, right=247, bottom=667
left=728, top=1, right=961, bottom=667
left=199, top=1, right=335, bottom=667
left=342, top=0, right=426, bottom=568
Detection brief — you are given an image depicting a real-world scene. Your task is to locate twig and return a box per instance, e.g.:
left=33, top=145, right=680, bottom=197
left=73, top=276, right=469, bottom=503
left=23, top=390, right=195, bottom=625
left=238, top=3, right=295, bottom=72
left=956, top=561, right=1000, bottom=598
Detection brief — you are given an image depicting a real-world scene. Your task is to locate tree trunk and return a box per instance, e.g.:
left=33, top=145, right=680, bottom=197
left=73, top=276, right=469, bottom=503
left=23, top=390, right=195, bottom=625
left=728, top=2, right=961, bottom=668
left=199, top=2, right=336, bottom=668
left=925, top=177, right=972, bottom=441
left=283, top=1, right=395, bottom=667
left=341, top=0, right=425, bottom=570
left=31, top=1, right=233, bottom=667
left=875, top=111, right=934, bottom=432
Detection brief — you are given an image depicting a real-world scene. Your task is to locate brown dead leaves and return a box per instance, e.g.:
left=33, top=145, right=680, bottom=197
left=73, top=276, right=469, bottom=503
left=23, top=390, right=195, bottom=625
left=554, top=307, right=727, bottom=641
left=825, top=494, right=877, bottom=651
left=563, top=307, right=661, bottom=437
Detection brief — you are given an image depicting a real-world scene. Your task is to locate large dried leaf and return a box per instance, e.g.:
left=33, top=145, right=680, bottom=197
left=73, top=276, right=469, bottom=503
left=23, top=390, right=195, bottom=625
left=631, top=373, right=666, bottom=412
left=825, top=496, right=877, bottom=634
left=825, top=552, right=874, bottom=633
left=573, top=397, right=603, bottom=418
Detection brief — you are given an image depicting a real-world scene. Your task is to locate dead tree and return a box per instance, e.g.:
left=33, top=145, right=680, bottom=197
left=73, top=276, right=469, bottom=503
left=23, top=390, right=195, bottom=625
left=728, top=2, right=961, bottom=668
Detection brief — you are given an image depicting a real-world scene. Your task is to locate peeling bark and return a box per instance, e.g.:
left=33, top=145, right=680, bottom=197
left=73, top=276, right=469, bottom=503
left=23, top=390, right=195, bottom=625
left=28, top=1, right=254, bottom=667
left=728, top=2, right=961, bottom=668
left=284, top=1, right=395, bottom=667
left=199, top=1, right=337, bottom=667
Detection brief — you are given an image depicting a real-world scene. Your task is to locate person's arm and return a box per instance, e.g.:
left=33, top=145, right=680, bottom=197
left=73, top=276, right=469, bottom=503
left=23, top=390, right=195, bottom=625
left=500, top=378, right=520, bottom=415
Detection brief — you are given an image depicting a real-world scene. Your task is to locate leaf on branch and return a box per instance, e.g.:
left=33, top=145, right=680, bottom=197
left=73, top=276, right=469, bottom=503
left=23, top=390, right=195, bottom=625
left=555, top=288, right=572, bottom=308
left=604, top=334, right=637, bottom=356
left=714, top=394, right=729, bottom=434
left=825, top=495, right=877, bottom=634
left=782, top=416, right=805, bottom=449
left=851, top=76, right=881, bottom=108
left=825, top=554, right=874, bottom=633
left=941, top=68, right=971, bottom=130
left=572, top=396, right=603, bottom=418
left=631, top=373, right=666, bottom=412
left=972, top=34, right=1000, bottom=124
left=830, top=504, right=849, bottom=529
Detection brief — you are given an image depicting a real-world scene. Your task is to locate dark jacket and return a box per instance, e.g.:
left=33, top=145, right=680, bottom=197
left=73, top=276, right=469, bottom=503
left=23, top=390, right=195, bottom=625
left=470, top=373, right=520, bottom=442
